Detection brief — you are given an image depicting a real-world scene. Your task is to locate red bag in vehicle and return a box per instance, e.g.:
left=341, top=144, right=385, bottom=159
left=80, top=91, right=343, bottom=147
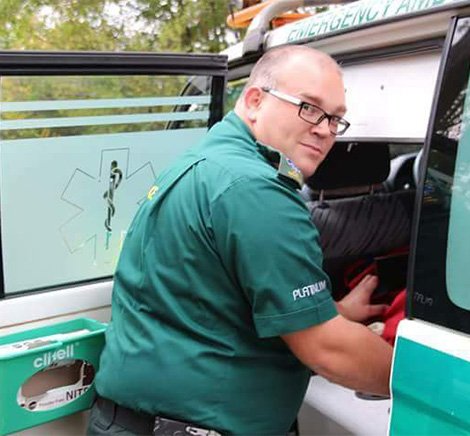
left=381, top=289, right=406, bottom=345
left=342, top=248, right=408, bottom=345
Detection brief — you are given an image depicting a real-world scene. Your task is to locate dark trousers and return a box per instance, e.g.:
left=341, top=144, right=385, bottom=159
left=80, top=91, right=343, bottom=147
left=87, top=396, right=224, bottom=436
left=87, top=398, right=152, bottom=435
left=88, top=395, right=296, bottom=436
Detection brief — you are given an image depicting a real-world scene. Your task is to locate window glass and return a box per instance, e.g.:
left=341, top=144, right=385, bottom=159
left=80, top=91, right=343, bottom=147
left=411, top=17, right=470, bottom=334
left=389, top=143, right=422, bottom=159
left=0, top=74, right=212, bottom=294
left=225, top=78, right=247, bottom=113
left=446, top=65, right=470, bottom=309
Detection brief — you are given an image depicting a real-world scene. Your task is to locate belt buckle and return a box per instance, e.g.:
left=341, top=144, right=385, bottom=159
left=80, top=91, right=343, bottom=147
left=153, top=416, right=220, bottom=436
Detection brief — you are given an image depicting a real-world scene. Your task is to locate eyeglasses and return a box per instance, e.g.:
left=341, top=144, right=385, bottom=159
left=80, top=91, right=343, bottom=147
left=261, top=87, right=350, bottom=136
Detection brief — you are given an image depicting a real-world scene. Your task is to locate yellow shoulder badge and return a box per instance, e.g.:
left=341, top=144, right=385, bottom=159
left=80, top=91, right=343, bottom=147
left=147, top=185, right=159, bottom=200
left=278, top=155, right=304, bottom=187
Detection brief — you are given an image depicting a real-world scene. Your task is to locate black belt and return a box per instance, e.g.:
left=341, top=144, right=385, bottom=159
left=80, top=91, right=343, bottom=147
left=96, top=395, right=155, bottom=434
left=95, top=396, right=221, bottom=436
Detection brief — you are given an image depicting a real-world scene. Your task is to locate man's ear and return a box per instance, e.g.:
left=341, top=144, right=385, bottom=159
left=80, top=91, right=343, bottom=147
left=243, top=87, right=263, bottom=121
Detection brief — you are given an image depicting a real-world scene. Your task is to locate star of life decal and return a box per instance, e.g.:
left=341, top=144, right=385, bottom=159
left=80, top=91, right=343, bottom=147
left=59, top=148, right=155, bottom=266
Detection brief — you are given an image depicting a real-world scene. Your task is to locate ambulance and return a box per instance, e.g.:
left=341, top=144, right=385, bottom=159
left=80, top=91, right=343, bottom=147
left=0, top=0, right=469, bottom=434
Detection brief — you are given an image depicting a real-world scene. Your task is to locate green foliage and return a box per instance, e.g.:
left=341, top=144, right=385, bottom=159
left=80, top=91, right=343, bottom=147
left=0, top=1, right=233, bottom=140
left=0, top=1, right=331, bottom=140
left=0, top=1, right=331, bottom=52
left=0, top=0, right=111, bottom=50
left=0, top=0, right=235, bottom=53
left=134, top=0, right=231, bottom=53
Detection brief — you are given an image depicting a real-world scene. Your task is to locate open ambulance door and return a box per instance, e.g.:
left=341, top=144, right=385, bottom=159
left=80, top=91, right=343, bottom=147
left=0, top=51, right=226, bottom=435
left=390, top=12, right=470, bottom=435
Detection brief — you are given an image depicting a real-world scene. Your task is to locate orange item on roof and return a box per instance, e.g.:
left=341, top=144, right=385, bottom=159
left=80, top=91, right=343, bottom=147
left=227, top=1, right=310, bottom=29
left=271, top=13, right=311, bottom=28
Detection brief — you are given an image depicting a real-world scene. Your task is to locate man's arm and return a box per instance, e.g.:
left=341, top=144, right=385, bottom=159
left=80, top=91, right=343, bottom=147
left=282, top=315, right=393, bottom=396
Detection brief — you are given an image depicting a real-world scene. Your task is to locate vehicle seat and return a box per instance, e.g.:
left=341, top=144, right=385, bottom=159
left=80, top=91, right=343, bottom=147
left=384, top=151, right=419, bottom=192
left=302, top=143, right=415, bottom=297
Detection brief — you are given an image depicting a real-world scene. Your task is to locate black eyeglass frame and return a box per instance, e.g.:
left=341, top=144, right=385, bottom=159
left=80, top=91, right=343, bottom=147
left=261, top=87, right=350, bottom=136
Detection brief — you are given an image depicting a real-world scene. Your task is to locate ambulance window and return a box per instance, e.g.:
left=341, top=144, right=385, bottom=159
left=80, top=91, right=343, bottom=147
left=225, top=78, right=247, bottom=113
left=388, top=143, right=421, bottom=159
left=166, top=75, right=215, bottom=130
left=0, top=53, right=225, bottom=296
left=410, top=16, right=470, bottom=334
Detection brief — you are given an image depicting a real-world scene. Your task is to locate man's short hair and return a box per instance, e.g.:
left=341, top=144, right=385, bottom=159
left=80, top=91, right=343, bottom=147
left=240, top=45, right=341, bottom=97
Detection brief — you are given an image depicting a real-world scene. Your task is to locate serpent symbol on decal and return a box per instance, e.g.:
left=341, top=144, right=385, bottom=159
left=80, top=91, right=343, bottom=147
left=104, top=160, right=123, bottom=248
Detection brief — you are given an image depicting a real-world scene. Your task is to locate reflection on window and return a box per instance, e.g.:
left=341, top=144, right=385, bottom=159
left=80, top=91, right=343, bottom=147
left=0, top=75, right=211, bottom=139
left=0, top=74, right=212, bottom=294
left=389, top=143, right=422, bottom=159
left=412, top=17, right=470, bottom=333
left=447, top=70, right=470, bottom=310
left=225, top=78, right=247, bottom=113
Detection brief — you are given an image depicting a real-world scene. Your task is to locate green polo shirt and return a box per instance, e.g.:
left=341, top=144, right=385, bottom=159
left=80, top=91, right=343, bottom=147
left=95, top=111, right=337, bottom=435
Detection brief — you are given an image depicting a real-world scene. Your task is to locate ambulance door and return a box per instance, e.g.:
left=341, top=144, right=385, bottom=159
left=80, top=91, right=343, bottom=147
left=0, top=51, right=226, bottom=435
left=390, top=14, right=470, bottom=435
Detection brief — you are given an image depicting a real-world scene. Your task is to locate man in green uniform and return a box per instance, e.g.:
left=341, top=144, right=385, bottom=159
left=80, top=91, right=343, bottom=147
left=89, top=45, right=392, bottom=435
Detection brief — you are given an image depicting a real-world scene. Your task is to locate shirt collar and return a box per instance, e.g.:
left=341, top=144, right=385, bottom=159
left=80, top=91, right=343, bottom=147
left=225, top=112, right=304, bottom=189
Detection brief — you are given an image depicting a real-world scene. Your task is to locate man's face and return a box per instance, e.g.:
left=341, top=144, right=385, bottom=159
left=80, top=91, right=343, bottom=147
left=251, top=56, right=346, bottom=178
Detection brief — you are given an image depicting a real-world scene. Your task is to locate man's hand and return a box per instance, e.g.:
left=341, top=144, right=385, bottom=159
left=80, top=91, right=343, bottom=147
left=336, top=275, right=388, bottom=322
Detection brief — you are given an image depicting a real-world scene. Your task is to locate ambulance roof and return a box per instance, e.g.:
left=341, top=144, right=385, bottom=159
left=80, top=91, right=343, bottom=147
left=223, top=0, right=470, bottom=62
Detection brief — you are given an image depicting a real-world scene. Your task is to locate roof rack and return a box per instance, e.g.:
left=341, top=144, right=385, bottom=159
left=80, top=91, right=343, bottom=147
left=228, top=0, right=358, bottom=56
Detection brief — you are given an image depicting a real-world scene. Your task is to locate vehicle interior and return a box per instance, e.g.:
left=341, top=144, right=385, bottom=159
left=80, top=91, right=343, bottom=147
left=302, top=141, right=419, bottom=305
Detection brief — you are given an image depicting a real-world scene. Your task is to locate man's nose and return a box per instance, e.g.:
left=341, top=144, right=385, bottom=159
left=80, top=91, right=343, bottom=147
left=309, top=117, right=331, bottom=136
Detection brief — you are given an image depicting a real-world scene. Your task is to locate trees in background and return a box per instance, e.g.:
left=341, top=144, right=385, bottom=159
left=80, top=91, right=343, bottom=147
left=0, top=0, right=235, bottom=134
left=0, top=0, right=329, bottom=53
left=0, top=0, right=235, bottom=53
left=0, top=0, right=328, bottom=140
left=134, top=0, right=233, bottom=53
